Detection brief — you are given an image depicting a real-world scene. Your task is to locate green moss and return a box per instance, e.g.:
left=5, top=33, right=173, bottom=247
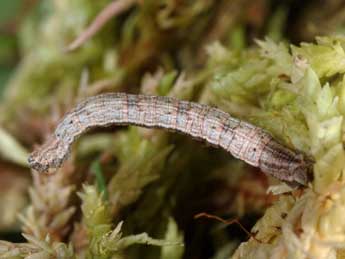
left=2, top=1, right=345, bottom=258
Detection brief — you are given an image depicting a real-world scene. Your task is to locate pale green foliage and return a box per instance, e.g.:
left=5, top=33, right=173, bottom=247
left=78, top=185, right=112, bottom=236
left=107, top=127, right=173, bottom=212
left=18, top=171, right=76, bottom=241
left=297, top=69, right=345, bottom=192
left=0, top=127, right=28, bottom=166
left=78, top=185, right=181, bottom=259
left=0, top=186, right=181, bottom=259
left=209, top=39, right=309, bottom=151
left=292, top=37, right=345, bottom=78
left=160, top=218, right=184, bottom=259
left=0, top=234, right=75, bottom=258
left=1, top=0, right=119, bottom=123
left=209, top=37, right=345, bottom=258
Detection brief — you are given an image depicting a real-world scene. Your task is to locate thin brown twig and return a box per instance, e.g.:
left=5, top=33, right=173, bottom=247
left=194, top=212, right=262, bottom=243
left=66, top=0, right=137, bottom=52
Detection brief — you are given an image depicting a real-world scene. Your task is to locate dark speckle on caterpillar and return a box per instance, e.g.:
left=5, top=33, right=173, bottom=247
left=28, top=93, right=313, bottom=186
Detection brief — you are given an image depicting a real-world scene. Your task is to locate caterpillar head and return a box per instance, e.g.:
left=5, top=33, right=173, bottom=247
left=28, top=137, right=69, bottom=173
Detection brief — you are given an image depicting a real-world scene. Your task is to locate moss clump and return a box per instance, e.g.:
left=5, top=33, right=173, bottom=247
left=1, top=1, right=345, bottom=258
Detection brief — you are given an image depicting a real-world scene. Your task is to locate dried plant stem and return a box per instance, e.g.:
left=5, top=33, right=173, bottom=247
left=194, top=212, right=262, bottom=243
left=66, top=0, right=137, bottom=52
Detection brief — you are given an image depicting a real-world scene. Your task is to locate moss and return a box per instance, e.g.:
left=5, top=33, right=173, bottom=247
left=1, top=1, right=345, bottom=258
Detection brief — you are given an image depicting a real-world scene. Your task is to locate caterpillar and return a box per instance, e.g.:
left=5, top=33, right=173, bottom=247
left=28, top=93, right=313, bottom=186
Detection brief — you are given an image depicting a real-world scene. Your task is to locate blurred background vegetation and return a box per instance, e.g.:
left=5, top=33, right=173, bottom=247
left=1, top=0, right=345, bottom=258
